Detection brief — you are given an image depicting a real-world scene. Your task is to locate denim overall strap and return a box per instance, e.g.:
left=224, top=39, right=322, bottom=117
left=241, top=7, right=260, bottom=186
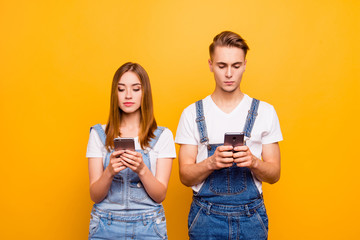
left=91, top=124, right=106, bottom=145
left=195, top=100, right=210, bottom=150
left=91, top=124, right=111, bottom=170
left=243, top=98, right=260, bottom=138
left=148, top=127, right=165, bottom=151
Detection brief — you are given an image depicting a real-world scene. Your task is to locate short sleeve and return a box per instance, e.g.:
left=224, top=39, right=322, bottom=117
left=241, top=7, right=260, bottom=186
left=175, top=105, right=198, bottom=145
left=153, top=128, right=176, bottom=159
left=86, top=128, right=106, bottom=158
left=261, top=106, right=283, bottom=144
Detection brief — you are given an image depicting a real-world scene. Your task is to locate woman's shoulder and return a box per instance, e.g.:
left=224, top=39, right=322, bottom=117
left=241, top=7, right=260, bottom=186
left=155, top=126, right=174, bottom=139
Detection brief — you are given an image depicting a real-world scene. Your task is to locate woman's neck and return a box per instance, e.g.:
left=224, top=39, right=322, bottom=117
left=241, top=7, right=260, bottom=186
left=120, top=110, right=141, bottom=138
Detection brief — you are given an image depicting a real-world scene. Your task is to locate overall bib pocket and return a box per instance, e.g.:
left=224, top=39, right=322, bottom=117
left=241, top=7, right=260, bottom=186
left=209, top=165, right=247, bottom=195
left=129, top=181, right=148, bottom=202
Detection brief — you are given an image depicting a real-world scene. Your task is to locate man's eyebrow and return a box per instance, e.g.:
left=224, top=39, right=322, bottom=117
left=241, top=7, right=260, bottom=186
left=216, top=61, right=243, bottom=65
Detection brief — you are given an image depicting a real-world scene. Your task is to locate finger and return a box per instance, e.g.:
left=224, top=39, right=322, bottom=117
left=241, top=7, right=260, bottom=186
left=121, top=154, right=141, bottom=164
left=218, top=145, right=233, bottom=152
left=115, top=166, right=127, bottom=172
left=217, top=161, right=234, bottom=168
left=120, top=159, right=136, bottom=171
left=236, top=161, right=251, bottom=168
left=233, top=151, right=247, bottom=159
left=219, top=151, right=234, bottom=158
left=120, top=156, right=135, bottom=165
left=234, top=146, right=248, bottom=152
left=120, top=152, right=132, bottom=159
left=112, top=150, right=125, bottom=158
left=122, top=152, right=141, bottom=162
left=110, top=157, right=122, bottom=164
left=113, top=150, right=125, bottom=156
left=233, top=155, right=251, bottom=164
left=233, top=157, right=245, bottom=163
left=112, top=162, right=125, bottom=169
left=124, top=149, right=137, bottom=156
left=218, top=157, right=234, bottom=163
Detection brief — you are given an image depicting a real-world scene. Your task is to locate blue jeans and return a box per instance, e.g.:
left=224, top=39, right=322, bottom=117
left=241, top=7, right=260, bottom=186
left=188, top=197, right=268, bottom=240
left=89, top=206, right=167, bottom=239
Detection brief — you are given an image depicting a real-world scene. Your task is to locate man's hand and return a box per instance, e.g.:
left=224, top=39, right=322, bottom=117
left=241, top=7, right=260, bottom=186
left=208, top=145, right=234, bottom=170
left=233, top=145, right=258, bottom=169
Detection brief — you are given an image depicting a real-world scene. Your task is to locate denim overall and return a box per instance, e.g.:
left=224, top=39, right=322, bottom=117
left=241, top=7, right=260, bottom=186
left=188, top=99, right=269, bottom=240
left=88, top=124, right=168, bottom=240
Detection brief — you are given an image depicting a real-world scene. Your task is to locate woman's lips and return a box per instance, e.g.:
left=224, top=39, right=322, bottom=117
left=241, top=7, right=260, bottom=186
left=123, top=102, right=134, bottom=107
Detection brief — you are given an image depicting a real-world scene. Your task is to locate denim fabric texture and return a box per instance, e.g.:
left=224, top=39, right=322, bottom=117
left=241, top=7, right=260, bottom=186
left=190, top=98, right=268, bottom=240
left=89, top=206, right=167, bottom=239
left=188, top=197, right=268, bottom=240
left=88, top=125, right=168, bottom=239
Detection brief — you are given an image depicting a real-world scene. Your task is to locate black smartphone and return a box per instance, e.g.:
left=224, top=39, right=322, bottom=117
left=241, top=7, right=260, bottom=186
left=114, top=137, right=135, bottom=151
left=224, top=132, right=245, bottom=148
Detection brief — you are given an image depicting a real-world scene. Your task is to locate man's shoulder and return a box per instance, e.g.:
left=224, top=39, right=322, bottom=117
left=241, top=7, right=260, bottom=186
left=245, top=94, right=275, bottom=110
left=245, top=95, right=277, bottom=118
left=181, top=95, right=211, bottom=114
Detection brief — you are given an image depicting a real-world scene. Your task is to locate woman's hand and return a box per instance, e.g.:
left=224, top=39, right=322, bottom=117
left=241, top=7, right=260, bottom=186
left=120, top=150, right=146, bottom=175
left=107, top=150, right=127, bottom=176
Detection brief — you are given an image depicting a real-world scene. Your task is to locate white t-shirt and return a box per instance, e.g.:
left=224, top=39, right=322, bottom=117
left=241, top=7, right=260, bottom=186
left=175, top=94, right=283, bottom=193
left=86, top=125, right=176, bottom=175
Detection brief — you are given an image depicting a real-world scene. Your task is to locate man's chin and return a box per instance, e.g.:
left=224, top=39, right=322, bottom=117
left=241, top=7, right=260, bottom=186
left=221, top=86, right=239, bottom=93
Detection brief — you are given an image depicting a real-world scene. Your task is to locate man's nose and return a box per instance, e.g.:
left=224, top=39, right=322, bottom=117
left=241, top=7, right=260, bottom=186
left=225, top=66, right=232, bottom=78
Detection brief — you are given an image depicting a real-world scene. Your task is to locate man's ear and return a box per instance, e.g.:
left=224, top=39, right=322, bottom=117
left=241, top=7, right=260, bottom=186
left=244, top=59, right=247, bottom=70
left=208, top=59, right=213, bottom=72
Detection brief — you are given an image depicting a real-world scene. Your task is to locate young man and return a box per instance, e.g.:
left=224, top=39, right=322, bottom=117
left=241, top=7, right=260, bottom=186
left=175, top=31, right=283, bottom=240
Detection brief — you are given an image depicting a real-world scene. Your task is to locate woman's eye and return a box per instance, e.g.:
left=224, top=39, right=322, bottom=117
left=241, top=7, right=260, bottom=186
left=133, top=88, right=141, bottom=92
left=118, top=88, right=125, bottom=92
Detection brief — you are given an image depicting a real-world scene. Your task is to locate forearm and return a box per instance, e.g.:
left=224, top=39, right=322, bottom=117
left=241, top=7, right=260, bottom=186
left=90, top=168, right=114, bottom=203
left=138, top=166, right=167, bottom=203
left=250, top=156, right=280, bottom=184
left=179, top=157, right=214, bottom=187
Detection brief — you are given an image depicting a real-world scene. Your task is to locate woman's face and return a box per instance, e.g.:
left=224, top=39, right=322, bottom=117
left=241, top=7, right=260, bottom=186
left=117, top=71, right=142, bottom=114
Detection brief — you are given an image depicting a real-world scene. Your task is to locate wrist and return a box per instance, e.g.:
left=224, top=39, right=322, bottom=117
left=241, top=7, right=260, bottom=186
left=206, top=155, right=215, bottom=171
left=138, top=165, right=148, bottom=177
left=105, top=166, right=115, bottom=178
left=250, top=155, right=260, bottom=169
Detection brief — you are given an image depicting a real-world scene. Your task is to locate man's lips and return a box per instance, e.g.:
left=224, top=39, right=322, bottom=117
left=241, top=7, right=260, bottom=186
left=224, top=81, right=234, bottom=85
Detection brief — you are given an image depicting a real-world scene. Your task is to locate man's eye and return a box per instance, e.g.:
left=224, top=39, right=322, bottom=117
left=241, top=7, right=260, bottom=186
left=218, top=65, right=225, bottom=69
left=233, top=65, right=240, bottom=69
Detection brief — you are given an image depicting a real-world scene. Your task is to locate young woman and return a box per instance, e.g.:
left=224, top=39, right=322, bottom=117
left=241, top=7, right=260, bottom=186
left=86, top=62, right=176, bottom=239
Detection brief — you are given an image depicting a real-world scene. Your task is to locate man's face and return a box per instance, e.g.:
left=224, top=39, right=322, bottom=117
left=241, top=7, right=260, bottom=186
left=209, top=46, right=247, bottom=93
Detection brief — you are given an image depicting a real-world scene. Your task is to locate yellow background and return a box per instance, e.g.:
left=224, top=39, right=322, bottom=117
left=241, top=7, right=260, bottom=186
left=1, top=0, right=359, bottom=239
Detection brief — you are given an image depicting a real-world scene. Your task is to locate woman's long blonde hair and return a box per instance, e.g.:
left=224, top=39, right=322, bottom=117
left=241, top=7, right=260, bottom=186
left=105, top=62, right=157, bottom=150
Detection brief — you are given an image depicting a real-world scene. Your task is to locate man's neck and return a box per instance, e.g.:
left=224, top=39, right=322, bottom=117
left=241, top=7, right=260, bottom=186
left=211, top=89, right=244, bottom=114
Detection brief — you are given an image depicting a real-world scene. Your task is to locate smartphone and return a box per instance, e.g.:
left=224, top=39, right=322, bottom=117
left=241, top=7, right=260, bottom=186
left=114, top=137, right=135, bottom=151
left=224, top=132, right=245, bottom=148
